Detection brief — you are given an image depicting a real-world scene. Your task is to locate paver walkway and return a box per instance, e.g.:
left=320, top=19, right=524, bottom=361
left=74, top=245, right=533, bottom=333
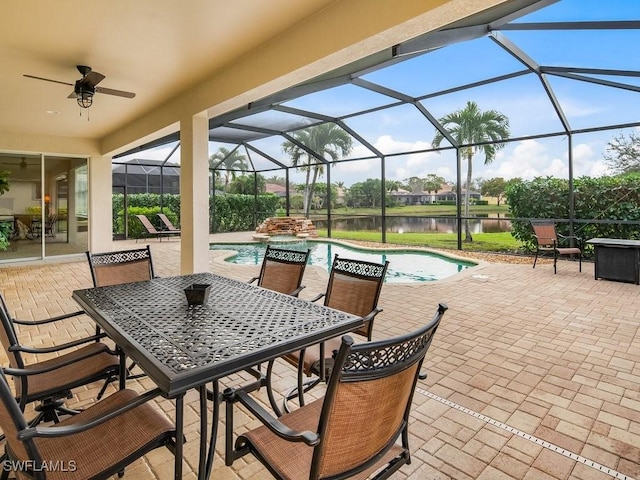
left=0, top=233, right=638, bottom=479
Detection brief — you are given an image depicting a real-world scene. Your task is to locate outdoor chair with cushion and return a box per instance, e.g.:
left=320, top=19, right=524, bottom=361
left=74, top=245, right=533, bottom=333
left=157, top=213, right=181, bottom=237
left=0, top=292, right=121, bottom=429
left=271, top=254, right=388, bottom=413
left=86, top=246, right=157, bottom=382
left=0, top=368, right=176, bottom=480
left=224, top=303, right=448, bottom=480
left=86, top=245, right=156, bottom=289
left=135, top=214, right=166, bottom=242
left=249, top=245, right=311, bottom=297
left=531, top=220, right=582, bottom=274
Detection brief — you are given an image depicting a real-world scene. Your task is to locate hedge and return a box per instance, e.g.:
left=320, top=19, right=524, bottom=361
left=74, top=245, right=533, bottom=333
left=113, top=193, right=279, bottom=236
left=506, top=174, right=640, bottom=251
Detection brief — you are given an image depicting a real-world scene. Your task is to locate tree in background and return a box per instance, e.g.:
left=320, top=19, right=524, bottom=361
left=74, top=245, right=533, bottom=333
left=209, top=147, right=249, bottom=192
left=432, top=101, right=510, bottom=242
left=405, top=176, right=424, bottom=193
left=604, top=132, right=640, bottom=174
left=266, top=175, right=287, bottom=186
left=229, top=174, right=266, bottom=195
left=480, top=177, right=507, bottom=205
left=423, top=174, right=446, bottom=194
left=282, top=123, right=352, bottom=218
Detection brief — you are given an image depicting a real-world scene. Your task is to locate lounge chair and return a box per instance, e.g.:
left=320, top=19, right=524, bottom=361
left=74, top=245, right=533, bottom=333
left=157, top=213, right=181, bottom=237
left=135, top=214, right=166, bottom=242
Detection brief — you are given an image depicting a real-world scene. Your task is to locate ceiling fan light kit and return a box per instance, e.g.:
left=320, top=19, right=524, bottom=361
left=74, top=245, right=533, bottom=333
left=23, top=65, right=135, bottom=112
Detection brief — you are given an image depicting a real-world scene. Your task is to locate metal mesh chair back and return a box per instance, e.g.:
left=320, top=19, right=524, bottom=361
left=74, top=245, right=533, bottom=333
left=324, top=255, right=388, bottom=338
left=258, top=246, right=310, bottom=296
left=86, top=246, right=155, bottom=287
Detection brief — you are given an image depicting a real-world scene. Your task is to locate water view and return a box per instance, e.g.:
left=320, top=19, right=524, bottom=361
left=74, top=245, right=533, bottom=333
left=314, top=214, right=511, bottom=234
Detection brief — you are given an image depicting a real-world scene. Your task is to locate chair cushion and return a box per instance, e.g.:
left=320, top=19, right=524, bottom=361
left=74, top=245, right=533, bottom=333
left=18, top=342, right=118, bottom=401
left=241, top=398, right=404, bottom=480
left=33, top=389, right=174, bottom=480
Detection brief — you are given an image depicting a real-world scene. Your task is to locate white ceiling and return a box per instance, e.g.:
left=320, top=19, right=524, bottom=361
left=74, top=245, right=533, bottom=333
left=0, top=0, right=337, bottom=141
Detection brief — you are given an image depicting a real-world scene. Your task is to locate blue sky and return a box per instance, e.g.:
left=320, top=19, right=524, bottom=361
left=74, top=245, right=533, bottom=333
left=120, top=0, right=640, bottom=188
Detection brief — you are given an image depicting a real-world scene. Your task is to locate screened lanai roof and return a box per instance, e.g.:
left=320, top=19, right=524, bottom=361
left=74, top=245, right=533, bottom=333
left=117, top=0, right=640, bottom=180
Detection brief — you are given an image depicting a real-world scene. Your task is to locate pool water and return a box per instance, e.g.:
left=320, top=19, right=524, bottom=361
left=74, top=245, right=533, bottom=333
left=210, top=240, right=475, bottom=283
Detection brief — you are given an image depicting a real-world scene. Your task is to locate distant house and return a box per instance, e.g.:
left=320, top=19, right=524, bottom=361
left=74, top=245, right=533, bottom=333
left=265, top=183, right=287, bottom=197
left=112, top=158, right=181, bottom=195
left=390, top=184, right=481, bottom=205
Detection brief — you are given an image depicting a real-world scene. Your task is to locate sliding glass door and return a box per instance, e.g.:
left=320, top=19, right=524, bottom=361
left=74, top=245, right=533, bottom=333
left=0, top=153, right=89, bottom=263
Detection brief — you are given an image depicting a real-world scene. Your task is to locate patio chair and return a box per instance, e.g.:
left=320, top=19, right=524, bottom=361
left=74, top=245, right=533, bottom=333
left=229, top=246, right=312, bottom=402
left=0, top=369, right=176, bottom=480
left=157, top=213, right=181, bottom=237
left=135, top=214, right=165, bottom=242
left=86, top=245, right=156, bottom=288
left=86, top=246, right=156, bottom=382
left=531, top=220, right=582, bottom=274
left=0, top=292, right=120, bottom=429
left=249, top=245, right=311, bottom=297
left=275, top=254, right=388, bottom=412
left=224, top=303, right=448, bottom=480
left=44, top=213, right=57, bottom=238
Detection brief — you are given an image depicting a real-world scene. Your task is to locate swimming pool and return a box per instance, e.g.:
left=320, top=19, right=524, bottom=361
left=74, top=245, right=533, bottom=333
left=210, top=240, right=476, bottom=283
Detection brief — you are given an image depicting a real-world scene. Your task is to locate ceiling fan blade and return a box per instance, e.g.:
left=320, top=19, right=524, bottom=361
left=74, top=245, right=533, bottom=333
left=95, top=86, right=136, bottom=98
left=23, top=74, right=73, bottom=87
left=79, top=71, right=105, bottom=88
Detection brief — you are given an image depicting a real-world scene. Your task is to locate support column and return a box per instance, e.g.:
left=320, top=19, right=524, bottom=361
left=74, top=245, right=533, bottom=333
left=180, top=113, right=210, bottom=274
left=89, top=155, right=113, bottom=252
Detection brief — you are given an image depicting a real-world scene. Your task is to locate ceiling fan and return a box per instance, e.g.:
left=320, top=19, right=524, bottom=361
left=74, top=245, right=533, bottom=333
left=24, top=65, right=136, bottom=108
left=0, top=158, right=38, bottom=170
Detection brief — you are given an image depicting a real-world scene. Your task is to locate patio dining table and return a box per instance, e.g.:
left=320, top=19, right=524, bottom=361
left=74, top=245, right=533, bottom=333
left=72, top=271, right=361, bottom=480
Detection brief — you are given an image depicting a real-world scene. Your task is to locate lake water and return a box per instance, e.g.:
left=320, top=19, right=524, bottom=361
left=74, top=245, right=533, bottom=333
left=314, top=215, right=511, bottom=234
left=210, top=240, right=476, bottom=283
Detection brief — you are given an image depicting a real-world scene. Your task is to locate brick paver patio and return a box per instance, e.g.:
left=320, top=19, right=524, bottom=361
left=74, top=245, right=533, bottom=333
left=0, top=234, right=638, bottom=479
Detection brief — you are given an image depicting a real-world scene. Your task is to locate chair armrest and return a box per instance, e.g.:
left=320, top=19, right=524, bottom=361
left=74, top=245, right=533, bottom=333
left=9, top=333, right=108, bottom=354
left=18, top=388, right=164, bottom=440
left=557, top=234, right=583, bottom=246
left=12, top=310, right=85, bottom=326
left=224, top=388, right=319, bottom=446
left=289, top=285, right=306, bottom=298
left=361, top=307, right=382, bottom=324
left=309, top=293, right=325, bottom=303
left=3, top=344, right=117, bottom=376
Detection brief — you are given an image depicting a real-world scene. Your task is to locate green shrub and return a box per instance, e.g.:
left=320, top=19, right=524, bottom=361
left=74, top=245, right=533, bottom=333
left=210, top=194, right=280, bottom=233
left=506, top=174, right=640, bottom=251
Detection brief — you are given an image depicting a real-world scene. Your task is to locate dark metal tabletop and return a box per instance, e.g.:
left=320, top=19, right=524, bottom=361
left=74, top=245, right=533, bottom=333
left=73, top=272, right=361, bottom=396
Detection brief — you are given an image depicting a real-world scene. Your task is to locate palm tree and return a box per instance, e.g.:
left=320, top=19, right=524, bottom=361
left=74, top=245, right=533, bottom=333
left=282, top=123, right=352, bottom=218
left=209, top=147, right=249, bottom=192
left=432, top=101, right=510, bottom=242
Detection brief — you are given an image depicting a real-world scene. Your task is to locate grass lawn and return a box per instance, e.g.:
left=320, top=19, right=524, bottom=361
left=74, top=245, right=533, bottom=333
left=315, top=230, right=525, bottom=253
